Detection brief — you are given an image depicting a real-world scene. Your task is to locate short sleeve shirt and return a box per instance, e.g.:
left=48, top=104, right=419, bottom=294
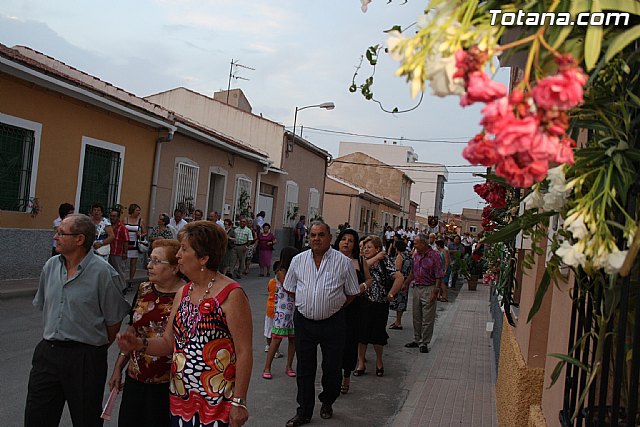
left=33, top=252, right=130, bottom=346
left=283, top=248, right=359, bottom=320
left=412, top=248, right=444, bottom=286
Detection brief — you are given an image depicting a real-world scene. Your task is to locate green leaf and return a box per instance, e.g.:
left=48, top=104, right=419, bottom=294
left=482, top=220, right=523, bottom=244
left=628, top=89, right=640, bottom=108
left=600, top=0, right=640, bottom=15
left=604, top=25, right=640, bottom=63
left=548, top=353, right=589, bottom=372
left=528, top=270, right=551, bottom=323
left=584, top=0, right=603, bottom=71
left=384, top=25, right=403, bottom=33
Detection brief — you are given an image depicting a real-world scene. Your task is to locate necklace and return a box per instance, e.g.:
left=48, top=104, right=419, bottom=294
left=186, top=276, right=215, bottom=305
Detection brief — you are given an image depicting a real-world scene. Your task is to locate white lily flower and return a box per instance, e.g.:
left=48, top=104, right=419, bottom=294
left=543, top=191, right=566, bottom=211
left=605, top=248, right=628, bottom=274
left=426, top=55, right=465, bottom=97
left=556, top=240, right=587, bottom=268
left=523, top=188, right=544, bottom=209
left=566, top=215, right=589, bottom=239
left=386, top=30, right=407, bottom=62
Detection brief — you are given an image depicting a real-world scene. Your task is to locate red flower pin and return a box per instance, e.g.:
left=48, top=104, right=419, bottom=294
left=199, top=300, right=213, bottom=315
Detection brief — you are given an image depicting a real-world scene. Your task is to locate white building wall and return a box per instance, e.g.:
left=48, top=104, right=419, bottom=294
left=146, top=88, right=284, bottom=168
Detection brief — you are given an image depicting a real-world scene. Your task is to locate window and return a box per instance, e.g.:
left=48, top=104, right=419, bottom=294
left=0, top=114, right=41, bottom=212
left=234, top=176, right=252, bottom=220
left=308, top=188, right=320, bottom=221
left=284, top=181, right=299, bottom=226
left=77, top=137, right=124, bottom=215
left=173, top=160, right=199, bottom=217
left=469, top=225, right=477, bottom=233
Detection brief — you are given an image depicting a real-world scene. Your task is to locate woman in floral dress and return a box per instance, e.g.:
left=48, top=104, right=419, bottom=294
left=118, top=221, right=252, bottom=427
left=263, top=246, right=299, bottom=379
left=109, top=239, right=184, bottom=426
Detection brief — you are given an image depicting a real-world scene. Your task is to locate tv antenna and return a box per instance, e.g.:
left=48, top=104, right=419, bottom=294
left=226, top=59, right=255, bottom=104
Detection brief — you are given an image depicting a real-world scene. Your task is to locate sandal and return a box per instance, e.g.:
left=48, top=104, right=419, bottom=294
left=353, top=367, right=366, bottom=376
left=389, top=323, right=403, bottom=330
left=376, top=365, right=384, bottom=377
left=262, top=371, right=272, bottom=379
left=341, top=377, right=350, bottom=394
left=286, top=368, right=296, bottom=377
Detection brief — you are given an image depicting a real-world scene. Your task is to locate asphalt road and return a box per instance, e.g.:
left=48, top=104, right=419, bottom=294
left=0, top=266, right=426, bottom=427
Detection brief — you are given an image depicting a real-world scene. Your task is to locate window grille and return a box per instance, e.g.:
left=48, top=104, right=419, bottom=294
left=0, top=123, right=35, bottom=212
left=284, top=181, right=298, bottom=226
left=173, top=162, right=199, bottom=216
left=79, top=145, right=121, bottom=214
left=234, top=177, right=252, bottom=220
left=308, top=188, right=320, bottom=220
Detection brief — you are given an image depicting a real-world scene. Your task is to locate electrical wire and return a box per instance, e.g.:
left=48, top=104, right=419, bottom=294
left=300, top=126, right=472, bottom=144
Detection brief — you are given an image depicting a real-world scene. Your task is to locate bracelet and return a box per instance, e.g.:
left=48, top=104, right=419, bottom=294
left=230, top=401, right=248, bottom=410
left=118, top=352, right=129, bottom=357
left=140, top=337, right=149, bottom=352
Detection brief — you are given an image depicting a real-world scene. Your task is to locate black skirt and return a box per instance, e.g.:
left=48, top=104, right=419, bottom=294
left=358, top=300, right=390, bottom=346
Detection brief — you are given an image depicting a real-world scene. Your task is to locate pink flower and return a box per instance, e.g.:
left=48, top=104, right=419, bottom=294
left=462, top=133, right=498, bottom=166
left=495, top=152, right=549, bottom=188
left=552, top=137, right=575, bottom=164
left=531, top=67, right=587, bottom=111
left=460, top=71, right=507, bottom=106
left=531, top=132, right=560, bottom=161
left=480, top=97, right=514, bottom=134
left=493, top=115, right=540, bottom=156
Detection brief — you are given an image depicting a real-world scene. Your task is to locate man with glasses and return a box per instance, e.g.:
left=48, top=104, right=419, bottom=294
left=25, top=214, right=130, bottom=427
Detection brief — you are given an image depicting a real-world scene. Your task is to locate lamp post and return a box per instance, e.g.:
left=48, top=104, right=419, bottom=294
left=291, top=102, right=335, bottom=146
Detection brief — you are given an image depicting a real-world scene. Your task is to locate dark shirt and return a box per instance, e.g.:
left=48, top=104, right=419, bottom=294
left=413, top=248, right=444, bottom=286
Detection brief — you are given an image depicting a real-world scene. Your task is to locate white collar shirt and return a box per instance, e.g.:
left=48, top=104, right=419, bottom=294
left=283, top=248, right=360, bottom=320
left=169, top=218, right=188, bottom=231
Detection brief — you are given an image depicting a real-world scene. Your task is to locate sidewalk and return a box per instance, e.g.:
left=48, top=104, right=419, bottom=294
left=0, top=268, right=149, bottom=299
left=393, top=281, right=497, bottom=426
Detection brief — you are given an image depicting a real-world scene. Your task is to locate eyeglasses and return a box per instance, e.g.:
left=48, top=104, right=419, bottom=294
left=148, top=258, right=171, bottom=266
left=56, top=231, right=81, bottom=237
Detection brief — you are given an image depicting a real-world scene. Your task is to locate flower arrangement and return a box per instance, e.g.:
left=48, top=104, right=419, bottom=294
left=356, top=0, right=640, bottom=420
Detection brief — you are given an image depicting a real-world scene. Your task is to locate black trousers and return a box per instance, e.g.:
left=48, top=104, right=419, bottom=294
left=118, top=374, right=171, bottom=427
left=25, top=339, right=108, bottom=427
left=294, top=309, right=345, bottom=418
left=342, top=297, right=363, bottom=375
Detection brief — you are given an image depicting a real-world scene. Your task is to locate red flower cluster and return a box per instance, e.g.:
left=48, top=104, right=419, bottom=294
left=455, top=48, right=507, bottom=107
left=474, top=181, right=506, bottom=209
left=460, top=52, right=585, bottom=188
left=481, top=206, right=497, bottom=231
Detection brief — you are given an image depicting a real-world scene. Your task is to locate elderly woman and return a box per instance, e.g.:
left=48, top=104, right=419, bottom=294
left=109, top=239, right=185, bottom=426
left=149, top=213, right=175, bottom=243
left=333, top=228, right=371, bottom=394
left=355, top=235, right=403, bottom=377
left=117, top=221, right=252, bottom=427
left=90, top=202, right=114, bottom=261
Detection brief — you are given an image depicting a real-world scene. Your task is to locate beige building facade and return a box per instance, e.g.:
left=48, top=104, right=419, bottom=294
left=338, top=141, right=448, bottom=218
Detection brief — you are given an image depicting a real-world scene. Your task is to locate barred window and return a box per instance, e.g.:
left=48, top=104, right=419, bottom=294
left=234, top=176, right=252, bottom=220
left=308, top=188, right=320, bottom=221
left=173, top=161, right=199, bottom=216
left=0, top=122, right=36, bottom=212
left=284, top=181, right=299, bottom=226
left=79, top=144, right=122, bottom=214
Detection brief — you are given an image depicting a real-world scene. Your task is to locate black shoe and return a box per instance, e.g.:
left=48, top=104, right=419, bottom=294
left=286, top=415, right=311, bottom=427
left=405, top=341, right=419, bottom=348
left=419, top=345, right=429, bottom=353
left=320, top=403, right=333, bottom=419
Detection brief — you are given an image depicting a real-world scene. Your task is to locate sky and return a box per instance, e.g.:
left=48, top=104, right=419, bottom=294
left=1, top=0, right=511, bottom=215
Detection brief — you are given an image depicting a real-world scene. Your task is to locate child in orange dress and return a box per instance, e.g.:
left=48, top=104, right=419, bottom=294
left=263, top=276, right=282, bottom=360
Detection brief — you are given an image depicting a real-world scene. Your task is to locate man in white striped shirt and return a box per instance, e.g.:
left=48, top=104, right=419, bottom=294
left=283, top=221, right=360, bottom=427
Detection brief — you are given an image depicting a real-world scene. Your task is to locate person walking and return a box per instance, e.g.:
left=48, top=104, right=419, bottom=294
left=389, top=239, right=413, bottom=330
left=90, top=202, right=114, bottom=262
left=257, top=223, right=277, bottom=277
left=124, top=203, right=146, bottom=282
left=283, top=221, right=360, bottom=426
left=294, top=216, right=306, bottom=251
left=108, top=207, right=129, bottom=285
left=231, top=218, right=254, bottom=278
left=25, top=214, right=129, bottom=427
left=404, top=233, right=444, bottom=354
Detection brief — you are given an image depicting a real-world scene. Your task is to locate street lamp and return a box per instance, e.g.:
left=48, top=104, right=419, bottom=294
left=289, top=102, right=335, bottom=153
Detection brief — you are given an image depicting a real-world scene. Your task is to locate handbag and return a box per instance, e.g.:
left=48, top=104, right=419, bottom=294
left=95, top=243, right=111, bottom=256
left=137, top=239, right=149, bottom=253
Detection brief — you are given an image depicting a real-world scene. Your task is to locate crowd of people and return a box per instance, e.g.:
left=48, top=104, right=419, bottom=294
left=33, top=203, right=483, bottom=426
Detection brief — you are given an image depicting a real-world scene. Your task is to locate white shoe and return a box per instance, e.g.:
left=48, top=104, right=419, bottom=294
left=274, top=351, right=283, bottom=359
left=264, top=345, right=269, bottom=352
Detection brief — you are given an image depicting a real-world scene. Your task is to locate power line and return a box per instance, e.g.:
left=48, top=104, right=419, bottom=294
left=330, top=159, right=484, bottom=170
left=302, top=126, right=471, bottom=144
left=443, top=196, right=484, bottom=209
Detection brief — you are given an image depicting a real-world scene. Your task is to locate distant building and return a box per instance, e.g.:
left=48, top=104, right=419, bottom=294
left=338, top=141, right=448, bottom=218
